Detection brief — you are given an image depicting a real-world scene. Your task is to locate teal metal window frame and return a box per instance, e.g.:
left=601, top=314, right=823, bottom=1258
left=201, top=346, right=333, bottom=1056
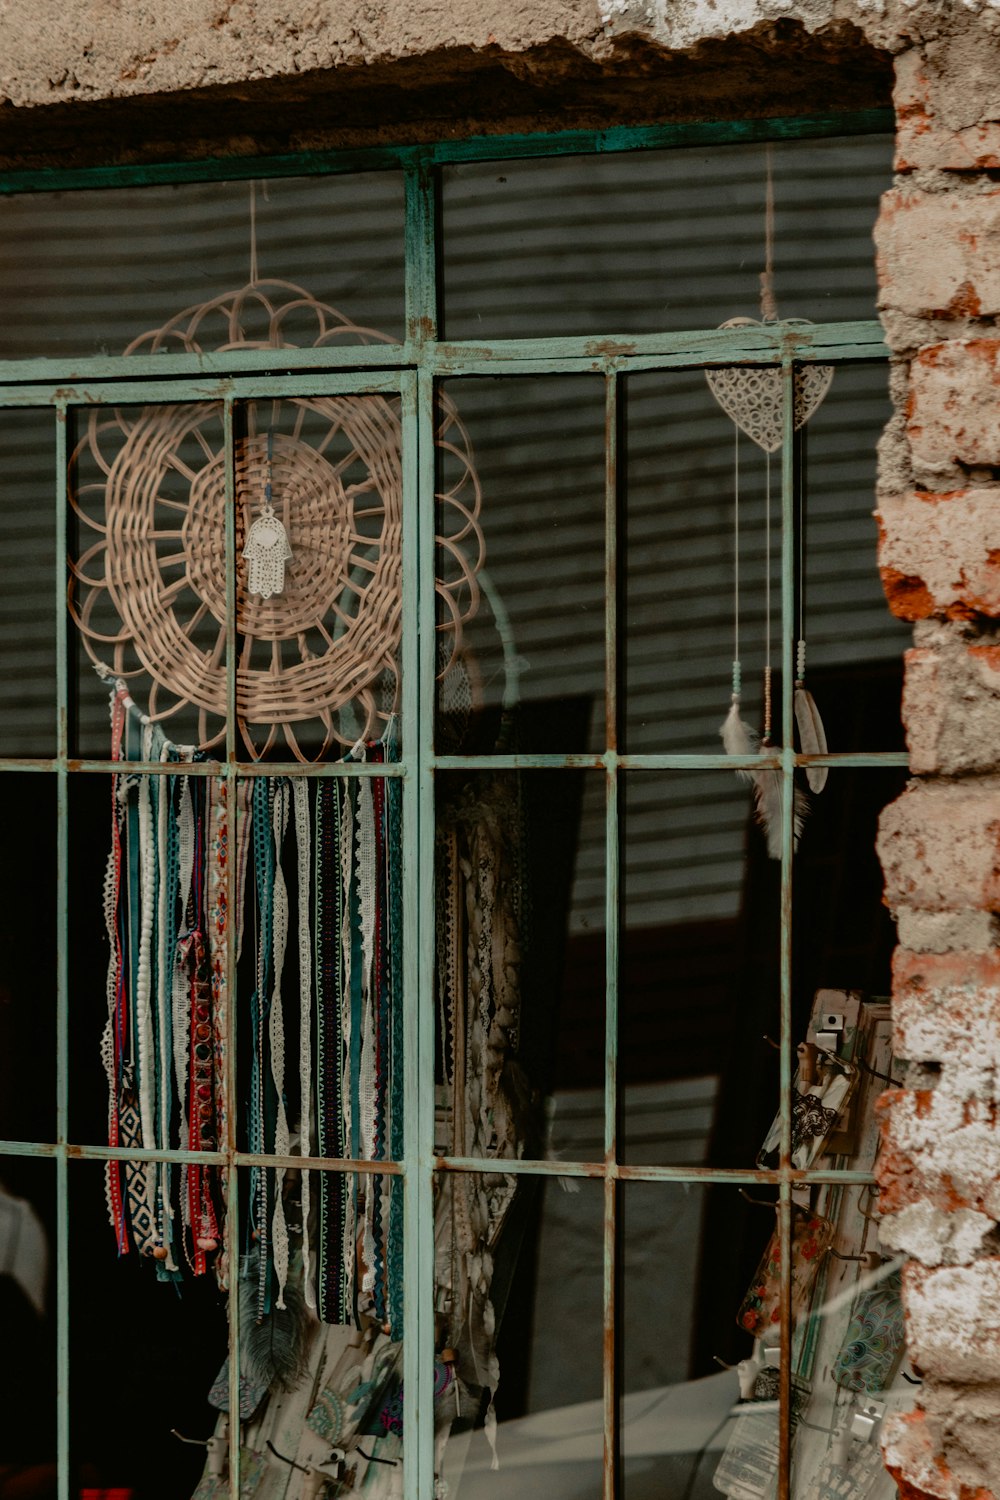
left=0, top=106, right=901, bottom=1500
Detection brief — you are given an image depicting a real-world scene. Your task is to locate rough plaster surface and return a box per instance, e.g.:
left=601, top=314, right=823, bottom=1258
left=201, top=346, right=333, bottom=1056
left=878, top=781, right=1000, bottom=916
left=900, top=637, right=1000, bottom=776
left=0, top=0, right=941, bottom=120
left=880, top=1203, right=995, bottom=1266
left=906, top=1262, right=1000, bottom=1383
left=878, top=489, right=1000, bottom=622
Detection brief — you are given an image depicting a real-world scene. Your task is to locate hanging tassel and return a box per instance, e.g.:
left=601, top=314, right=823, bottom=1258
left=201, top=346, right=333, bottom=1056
left=720, top=694, right=758, bottom=784
left=793, top=657, right=828, bottom=796
left=793, top=686, right=828, bottom=794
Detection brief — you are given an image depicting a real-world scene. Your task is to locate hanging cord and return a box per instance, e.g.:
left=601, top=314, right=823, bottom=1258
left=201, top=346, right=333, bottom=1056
left=759, top=143, right=777, bottom=323
left=250, top=181, right=259, bottom=285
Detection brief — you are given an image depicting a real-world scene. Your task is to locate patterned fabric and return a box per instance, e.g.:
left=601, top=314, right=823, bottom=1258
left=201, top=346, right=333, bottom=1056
left=207, top=1362, right=268, bottom=1422
left=307, top=1385, right=348, bottom=1442
left=737, top=1213, right=833, bottom=1334
left=832, top=1267, right=904, bottom=1394
left=791, top=1090, right=839, bottom=1156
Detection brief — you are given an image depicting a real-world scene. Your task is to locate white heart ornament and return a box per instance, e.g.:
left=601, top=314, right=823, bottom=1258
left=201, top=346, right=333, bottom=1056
left=704, top=318, right=834, bottom=454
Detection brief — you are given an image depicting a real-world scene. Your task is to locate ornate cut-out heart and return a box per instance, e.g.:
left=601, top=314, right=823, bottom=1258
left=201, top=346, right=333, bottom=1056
left=704, top=318, right=834, bottom=454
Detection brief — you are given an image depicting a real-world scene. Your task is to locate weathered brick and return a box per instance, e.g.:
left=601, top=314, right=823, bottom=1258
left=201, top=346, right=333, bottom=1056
left=905, top=1261, right=1000, bottom=1383
left=892, top=950, right=1000, bottom=1068
left=895, top=40, right=1000, bottom=173
left=909, top=343, right=1000, bottom=473
left=900, top=638, right=1000, bottom=776
left=878, top=492, right=1000, bottom=622
left=882, top=1406, right=991, bottom=1500
left=876, top=190, right=1000, bottom=322
left=878, top=1087, right=1000, bottom=1217
left=878, top=782, right=1000, bottom=916
left=879, top=1201, right=994, bottom=1267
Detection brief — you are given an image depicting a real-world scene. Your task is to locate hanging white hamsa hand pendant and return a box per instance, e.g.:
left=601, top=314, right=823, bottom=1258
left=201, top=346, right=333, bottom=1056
left=243, top=506, right=293, bottom=599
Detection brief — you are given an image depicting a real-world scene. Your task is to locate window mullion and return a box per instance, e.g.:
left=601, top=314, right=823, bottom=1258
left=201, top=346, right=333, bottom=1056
left=55, top=399, right=70, bottom=1500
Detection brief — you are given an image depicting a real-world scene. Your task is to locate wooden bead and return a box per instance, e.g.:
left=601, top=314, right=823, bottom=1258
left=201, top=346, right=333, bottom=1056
left=152, top=1245, right=169, bottom=1261
left=441, top=1348, right=457, bottom=1364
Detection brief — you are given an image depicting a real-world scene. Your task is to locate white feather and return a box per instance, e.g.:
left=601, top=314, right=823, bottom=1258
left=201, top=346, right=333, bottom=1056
left=794, top=686, right=828, bottom=793
left=720, top=699, right=758, bottom=785
left=752, top=768, right=808, bottom=859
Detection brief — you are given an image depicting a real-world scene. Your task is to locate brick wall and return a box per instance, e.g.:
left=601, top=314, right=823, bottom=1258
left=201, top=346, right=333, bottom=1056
left=875, top=20, right=1000, bottom=1500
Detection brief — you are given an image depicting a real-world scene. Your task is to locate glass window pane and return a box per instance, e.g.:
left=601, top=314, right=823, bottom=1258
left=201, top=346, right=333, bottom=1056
left=0, top=172, right=406, bottom=361
left=436, top=1168, right=604, bottom=1497
left=436, top=769, right=601, bottom=1164
left=436, top=377, right=606, bottom=756
left=623, top=363, right=907, bottom=755
left=235, top=395, right=406, bottom=762
left=69, top=1158, right=227, bottom=1498
left=236, top=1167, right=404, bottom=1485
left=0, top=1158, right=56, bottom=1489
left=0, top=774, right=56, bottom=1144
left=0, top=408, right=56, bottom=759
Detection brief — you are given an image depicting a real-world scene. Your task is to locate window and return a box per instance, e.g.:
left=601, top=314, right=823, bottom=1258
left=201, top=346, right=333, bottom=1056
left=0, top=112, right=910, bottom=1500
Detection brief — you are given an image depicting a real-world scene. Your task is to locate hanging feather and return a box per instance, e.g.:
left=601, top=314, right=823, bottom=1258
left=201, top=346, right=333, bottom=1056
left=239, top=1251, right=310, bottom=1394
left=794, top=685, right=828, bottom=794
left=720, top=698, right=758, bottom=784
left=752, top=768, right=809, bottom=860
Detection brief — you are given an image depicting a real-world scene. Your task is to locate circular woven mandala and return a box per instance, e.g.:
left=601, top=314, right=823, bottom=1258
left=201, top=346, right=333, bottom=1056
left=69, top=280, right=483, bottom=759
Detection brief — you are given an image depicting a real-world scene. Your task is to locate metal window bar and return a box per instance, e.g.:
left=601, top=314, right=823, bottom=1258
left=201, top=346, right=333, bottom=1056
left=0, top=113, right=898, bottom=1500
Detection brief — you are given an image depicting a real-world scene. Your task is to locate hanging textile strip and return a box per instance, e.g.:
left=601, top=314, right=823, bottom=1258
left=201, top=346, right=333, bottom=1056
left=102, top=687, right=128, bottom=1253
left=248, top=775, right=277, bottom=1323
left=386, top=725, right=405, bottom=1338
left=369, top=743, right=389, bottom=1323
left=291, top=778, right=315, bottom=1310
left=316, top=778, right=348, bottom=1323
left=342, top=774, right=362, bottom=1323
left=102, top=682, right=209, bottom=1269
left=269, top=780, right=292, bottom=1310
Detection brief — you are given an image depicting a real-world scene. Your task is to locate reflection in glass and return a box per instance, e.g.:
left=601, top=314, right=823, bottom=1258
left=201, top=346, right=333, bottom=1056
left=0, top=172, right=406, bottom=361
left=0, top=776, right=56, bottom=1145
left=620, top=771, right=779, bottom=1171
left=624, top=364, right=907, bottom=755
left=69, top=1161, right=226, bottom=1500
left=0, top=409, right=55, bottom=758
left=435, top=1170, right=604, bottom=1499
left=436, top=378, right=605, bottom=756
left=223, top=1169, right=404, bottom=1497
left=442, top=135, right=893, bottom=341
left=436, top=770, right=596, bottom=1163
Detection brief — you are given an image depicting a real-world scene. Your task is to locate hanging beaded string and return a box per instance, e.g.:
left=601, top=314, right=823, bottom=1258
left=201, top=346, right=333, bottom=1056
left=796, top=419, right=807, bottom=694
left=760, top=143, right=776, bottom=749
left=731, top=423, right=741, bottom=709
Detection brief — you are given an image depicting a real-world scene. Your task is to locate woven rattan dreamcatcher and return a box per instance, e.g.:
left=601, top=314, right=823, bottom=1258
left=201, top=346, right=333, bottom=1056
left=69, top=278, right=484, bottom=760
